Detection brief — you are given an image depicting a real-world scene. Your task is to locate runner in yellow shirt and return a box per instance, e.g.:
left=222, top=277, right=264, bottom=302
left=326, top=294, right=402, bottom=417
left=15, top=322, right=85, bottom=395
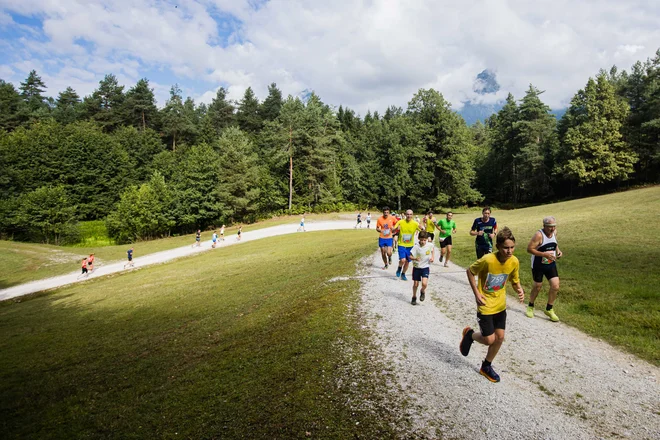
left=394, top=209, right=422, bottom=281
left=459, top=227, right=525, bottom=383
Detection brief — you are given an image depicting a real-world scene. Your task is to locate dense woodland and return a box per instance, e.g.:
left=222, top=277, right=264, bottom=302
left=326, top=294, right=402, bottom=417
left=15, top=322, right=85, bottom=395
left=0, top=49, right=659, bottom=244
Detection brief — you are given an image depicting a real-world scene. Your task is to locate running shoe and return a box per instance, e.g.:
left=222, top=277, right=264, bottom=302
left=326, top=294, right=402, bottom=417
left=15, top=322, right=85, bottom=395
left=400, top=274, right=408, bottom=281
left=439, top=254, right=443, bottom=262
left=395, top=267, right=401, bottom=277
left=382, top=264, right=388, bottom=270
left=479, top=364, right=501, bottom=383
left=420, top=290, right=425, bottom=301
left=411, top=297, right=417, bottom=305
left=525, top=306, right=534, bottom=318
left=388, top=255, right=392, bottom=265
left=544, top=309, right=560, bottom=322
left=459, top=326, right=474, bottom=356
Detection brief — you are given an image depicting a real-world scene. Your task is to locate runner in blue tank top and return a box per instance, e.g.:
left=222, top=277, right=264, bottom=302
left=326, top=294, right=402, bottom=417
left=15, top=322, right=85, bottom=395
left=525, top=216, right=563, bottom=322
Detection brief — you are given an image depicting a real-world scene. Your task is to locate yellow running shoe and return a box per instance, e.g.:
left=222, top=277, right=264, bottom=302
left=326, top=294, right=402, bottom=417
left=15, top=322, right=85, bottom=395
left=525, top=306, right=534, bottom=318
left=544, top=309, right=559, bottom=322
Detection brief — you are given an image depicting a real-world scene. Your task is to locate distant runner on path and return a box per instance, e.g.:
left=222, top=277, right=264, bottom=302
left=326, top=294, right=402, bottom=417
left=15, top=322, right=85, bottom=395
left=87, top=253, right=95, bottom=272
left=376, top=206, right=397, bottom=269
left=298, top=214, right=306, bottom=232
left=212, top=231, right=218, bottom=248
left=437, top=212, right=457, bottom=267
left=410, top=231, right=434, bottom=305
left=124, top=248, right=134, bottom=269
left=193, top=229, right=201, bottom=247
left=236, top=226, right=242, bottom=241
left=470, top=207, right=497, bottom=258
left=425, top=211, right=437, bottom=242
left=394, top=209, right=421, bottom=281
left=220, top=225, right=225, bottom=241
left=355, top=212, right=363, bottom=228
left=80, top=257, right=88, bottom=278
left=460, top=227, right=524, bottom=383
left=366, top=212, right=371, bottom=229
left=526, top=216, right=563, bottom=322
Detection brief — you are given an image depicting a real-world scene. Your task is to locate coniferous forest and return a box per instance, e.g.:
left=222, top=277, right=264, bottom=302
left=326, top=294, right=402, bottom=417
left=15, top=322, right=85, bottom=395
left=1, top=49, right=659, bottom=244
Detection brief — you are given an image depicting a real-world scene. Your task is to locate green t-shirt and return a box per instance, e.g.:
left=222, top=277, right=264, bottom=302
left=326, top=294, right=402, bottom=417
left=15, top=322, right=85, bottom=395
left=437, top=219, right=456, bottom=239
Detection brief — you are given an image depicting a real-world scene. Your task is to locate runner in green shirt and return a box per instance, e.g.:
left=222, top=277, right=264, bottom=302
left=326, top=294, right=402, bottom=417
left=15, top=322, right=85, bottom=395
left=437, top=212, right=457, bottom=267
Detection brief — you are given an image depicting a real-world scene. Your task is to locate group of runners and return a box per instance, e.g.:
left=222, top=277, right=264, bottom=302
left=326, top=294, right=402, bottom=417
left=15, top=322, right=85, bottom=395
left=78, top=253, right=96, bottom=277
left=375, top=205, right=563, bottom=383
left=354, top=212, right=372, bottom=228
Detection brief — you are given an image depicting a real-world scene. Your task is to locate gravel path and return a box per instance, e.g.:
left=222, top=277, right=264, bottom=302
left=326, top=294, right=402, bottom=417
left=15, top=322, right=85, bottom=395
left=0, top=220, right=358, bottom=301
left=357, top=251, right=660, bottom=439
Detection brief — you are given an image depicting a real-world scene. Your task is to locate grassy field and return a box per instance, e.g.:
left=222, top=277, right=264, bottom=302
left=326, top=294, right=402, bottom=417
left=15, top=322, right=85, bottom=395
left=446, top=186, right=660, bottom=365
left=0, top=213, right=344, bottom=289
left=0, top=230, right=411, bottom=439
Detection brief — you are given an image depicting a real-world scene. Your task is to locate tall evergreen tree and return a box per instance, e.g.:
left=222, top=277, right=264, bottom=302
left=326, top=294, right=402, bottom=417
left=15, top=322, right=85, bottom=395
left=558, top=73, right=636, bottom=187
left=84, top=74, right=126, bottom=131
left=123, top=78, right=159, bottom=131
left=511, top=85, right=559, bottom=202
left=206, top=87, right=235, bottom=137
left=259, top=83, right=283, bottom=122
left=161, top=84, right=195, bottom=151
left=19, top=70, right=48, bottom=114
left=236, top=86, right=262, bottom=135
left=53, top=86, right=82, bottom=125
left=0, top=79, right=25, bottom=131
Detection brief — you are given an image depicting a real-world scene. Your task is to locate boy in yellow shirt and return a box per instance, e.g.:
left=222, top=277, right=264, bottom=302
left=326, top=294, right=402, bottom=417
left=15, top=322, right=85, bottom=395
left=459, top=227, right=525, bottom=382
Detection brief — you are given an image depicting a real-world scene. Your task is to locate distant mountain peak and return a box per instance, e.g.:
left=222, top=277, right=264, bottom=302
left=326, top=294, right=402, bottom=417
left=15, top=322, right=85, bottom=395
left=474, top=69, right=500, bottom=95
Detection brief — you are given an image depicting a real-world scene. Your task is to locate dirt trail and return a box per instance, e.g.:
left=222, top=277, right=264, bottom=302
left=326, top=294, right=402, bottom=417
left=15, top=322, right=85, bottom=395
left=357, top=251, right=659, bottom=439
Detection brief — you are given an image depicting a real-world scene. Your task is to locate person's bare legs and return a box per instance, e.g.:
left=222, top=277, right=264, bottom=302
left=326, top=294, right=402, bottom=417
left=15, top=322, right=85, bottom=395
left=472, top=328, right=505, bottom=362
left=444, top=245, right=452, bottom=266
left=547, top=277, right=560, bottom=306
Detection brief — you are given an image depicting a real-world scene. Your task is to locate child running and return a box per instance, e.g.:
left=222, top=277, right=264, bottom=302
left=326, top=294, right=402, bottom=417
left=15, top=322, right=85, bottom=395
left=80, top=257, right=88, bottom=277
left=298, top=215, right=306, bottom=232
left=236, top=226, right=242, bottom=241
left=212, top=231, right=218, bottom=248
left=220, top=225, right=225, bottom=241
left=410, top=231, right=435, bottom=305
left=124, top=248, right=134, bottom=269
left=193, top=229, right=201, bottom=247
left=459, top=227, right=524, bottom=383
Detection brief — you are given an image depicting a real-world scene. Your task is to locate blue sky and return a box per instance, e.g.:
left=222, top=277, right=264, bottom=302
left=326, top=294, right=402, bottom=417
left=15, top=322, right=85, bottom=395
left=1, top=0, right=659, bottom=114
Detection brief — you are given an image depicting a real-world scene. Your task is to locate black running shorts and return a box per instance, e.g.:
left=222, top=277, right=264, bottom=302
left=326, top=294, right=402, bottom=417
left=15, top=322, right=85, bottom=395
left=440, top=235, right=452, bottom=248
left=532, top=264, right=559, bottom=283
left=477, top=310, right=506, bottom=337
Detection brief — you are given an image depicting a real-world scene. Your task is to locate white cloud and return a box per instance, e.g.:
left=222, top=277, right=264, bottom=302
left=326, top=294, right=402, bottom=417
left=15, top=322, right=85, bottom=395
left=1, top=0, right=660, bottom=113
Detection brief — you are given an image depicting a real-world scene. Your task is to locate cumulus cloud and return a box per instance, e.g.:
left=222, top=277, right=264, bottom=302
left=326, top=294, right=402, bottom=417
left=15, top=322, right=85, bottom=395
left=1, top=0, right=659, bottom=113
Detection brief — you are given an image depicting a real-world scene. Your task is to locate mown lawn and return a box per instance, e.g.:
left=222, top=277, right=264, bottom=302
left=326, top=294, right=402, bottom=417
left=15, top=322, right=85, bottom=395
left=446, top=186, right=660, bottom=365
left=0, top=230, right=408, bottom=439
left=0, top=212, right=345, bottom=289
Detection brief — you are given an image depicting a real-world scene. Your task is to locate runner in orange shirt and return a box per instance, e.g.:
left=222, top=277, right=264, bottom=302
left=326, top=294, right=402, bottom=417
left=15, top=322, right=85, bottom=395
left=376, top=206, right=398, bottom=269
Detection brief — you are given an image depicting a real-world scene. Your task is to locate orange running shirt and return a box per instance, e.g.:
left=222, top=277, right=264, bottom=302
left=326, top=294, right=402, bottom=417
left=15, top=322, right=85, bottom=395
left=377, top=215, right=397, bottom=238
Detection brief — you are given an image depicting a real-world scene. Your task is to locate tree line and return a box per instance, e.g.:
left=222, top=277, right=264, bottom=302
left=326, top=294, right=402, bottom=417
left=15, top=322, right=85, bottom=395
left=0, top=49, right=658, bottom=244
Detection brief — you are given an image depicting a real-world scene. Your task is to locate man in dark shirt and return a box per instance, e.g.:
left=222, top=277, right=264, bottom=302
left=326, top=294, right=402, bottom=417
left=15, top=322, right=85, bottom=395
left=470, top=207, right=498, bottom=259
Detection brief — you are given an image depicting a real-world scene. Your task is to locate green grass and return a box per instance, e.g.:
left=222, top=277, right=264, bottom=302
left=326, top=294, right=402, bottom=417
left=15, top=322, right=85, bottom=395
left=0, top=230, right=409, bottom=439
left=0, top=213, right=345, bottom=289
left=447, top=186, right=660, bottom=365
left=71, top=220, right=115, bottom=247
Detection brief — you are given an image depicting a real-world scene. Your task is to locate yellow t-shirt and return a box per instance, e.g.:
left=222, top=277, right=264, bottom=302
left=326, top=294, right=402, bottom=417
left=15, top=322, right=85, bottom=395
left=395, top=220, right=419, bottom=247
left=425, top=217, right=436, bottom=233
left=469, top=253, right=520, bottom=315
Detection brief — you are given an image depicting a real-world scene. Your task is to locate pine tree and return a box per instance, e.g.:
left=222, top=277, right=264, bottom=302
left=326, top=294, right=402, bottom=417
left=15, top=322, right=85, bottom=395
left=54, top=86, right=82, bottom=125
left=207, top=87, right=235, bottom=137
left=161, top=84, right=195, bottom=151
left=84, top=74, right=126, bottom=131
left=123, top=78, right=159, bottom=131
left=259, top=83, right=283, bottom=122
left=558, top=73, right=636, bottom=187
left=236, top=86, right=262, bottom=135
left=0, top=79, right=25, bottom=131
left=19, top=70, right=48, bottom=114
